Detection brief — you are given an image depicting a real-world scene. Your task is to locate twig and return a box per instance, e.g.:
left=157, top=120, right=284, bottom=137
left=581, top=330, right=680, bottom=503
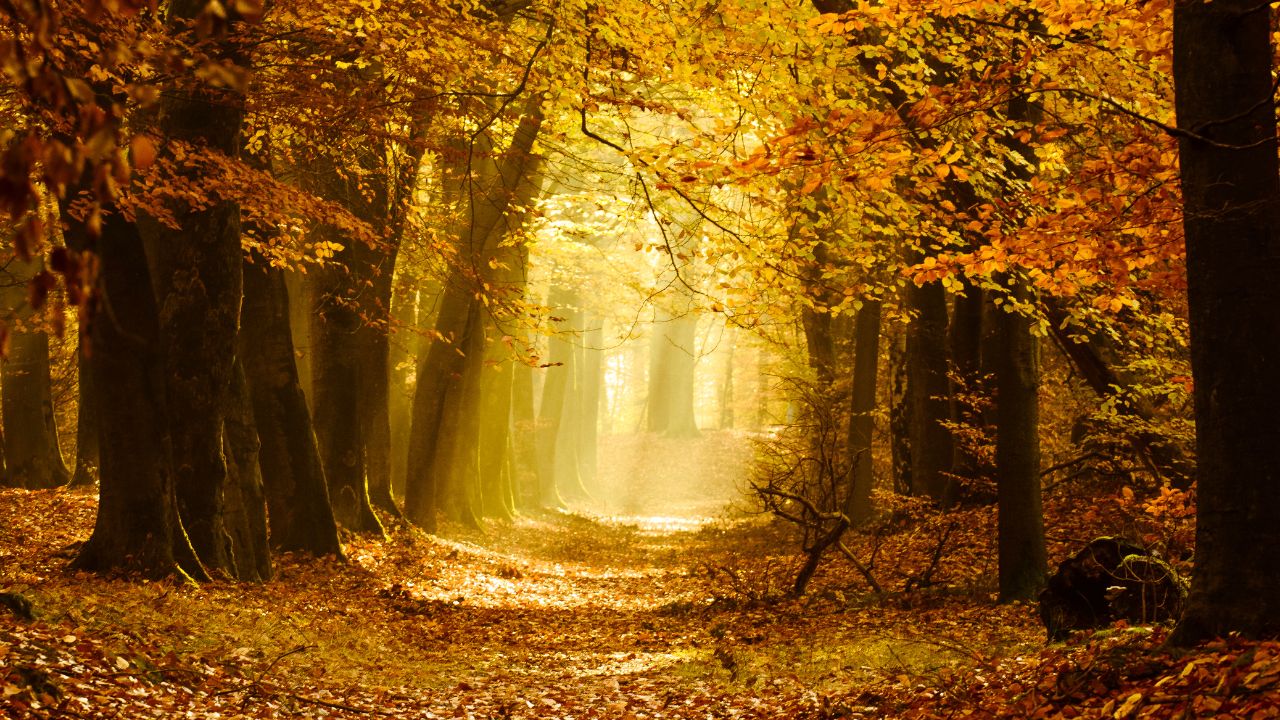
left=280, top=692, right=400, bottom=716
left=834, top=541, right=885, bottom=596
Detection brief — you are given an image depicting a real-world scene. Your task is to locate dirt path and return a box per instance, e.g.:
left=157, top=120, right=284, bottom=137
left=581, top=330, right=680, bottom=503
left=0, top=432, right=1031, bottom=718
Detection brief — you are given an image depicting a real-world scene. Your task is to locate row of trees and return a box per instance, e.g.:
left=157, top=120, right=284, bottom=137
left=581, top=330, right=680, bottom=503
left=0, top=0, right=1274, bottom=643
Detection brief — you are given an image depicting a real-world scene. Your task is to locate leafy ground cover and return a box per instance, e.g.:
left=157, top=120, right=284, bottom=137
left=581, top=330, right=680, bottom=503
left=0, top=432, right=1274, bottom=718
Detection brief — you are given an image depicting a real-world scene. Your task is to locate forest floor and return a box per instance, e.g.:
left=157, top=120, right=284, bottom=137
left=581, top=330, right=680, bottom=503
left=2, top=431, right=1279, bottom=718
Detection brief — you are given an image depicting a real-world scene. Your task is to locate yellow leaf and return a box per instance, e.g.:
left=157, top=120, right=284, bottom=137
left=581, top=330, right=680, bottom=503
left=934, top=163, right=951, bottom=179
left=1114, top=692, right=1143, bottom=719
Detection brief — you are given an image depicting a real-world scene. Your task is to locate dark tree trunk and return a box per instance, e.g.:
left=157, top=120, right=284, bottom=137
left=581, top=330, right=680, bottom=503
left=905, top=278, right=953, bottom=504
left=949, top=282, right=987, bottom=483
left=285, top=270, right=314, bottom=401
left=1171, top=0, right=1280, bottom=644
left=993, top=281, right=1045, bottom=601
left=241, top=261, right=342, bottom=557
left=310, top=261, right=383, bottom=535
left=221, top=360, right=272, bottom=581
left=888, top=326, right=911, bottom=495
left=843, top=300, right=882, bottom=525
left=73, top=215, right=194, bottom=578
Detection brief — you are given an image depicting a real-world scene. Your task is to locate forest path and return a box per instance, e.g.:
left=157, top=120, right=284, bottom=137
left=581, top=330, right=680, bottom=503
left=0, top=431, right=1008, bottom=718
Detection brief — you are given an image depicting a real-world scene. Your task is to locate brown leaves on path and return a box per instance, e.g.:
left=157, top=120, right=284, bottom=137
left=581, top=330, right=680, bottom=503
left=0, top=478, right=1266, bottom=720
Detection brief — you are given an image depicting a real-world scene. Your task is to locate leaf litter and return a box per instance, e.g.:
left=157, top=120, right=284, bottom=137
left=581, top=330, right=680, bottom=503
left=0, top=431, right=1273, bottom=718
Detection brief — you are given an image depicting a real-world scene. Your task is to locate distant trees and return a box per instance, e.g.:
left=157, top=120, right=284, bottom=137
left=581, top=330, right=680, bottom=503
left=0, top=254, right=69, bottom=489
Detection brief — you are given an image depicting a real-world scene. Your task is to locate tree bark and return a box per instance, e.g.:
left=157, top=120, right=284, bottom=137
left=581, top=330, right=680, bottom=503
left=241, top=260, right=342, bottom=556
left=993, top=281, right=1045, bottom=601
left=403, top=103, right=542, bottom=529
left=843, top=300, right=882, bottom=525
left=1170, top=0, right=1280, bottom=644
left=905, top=277, right=954, bottom=504
left=73, top=214, right=193, bottom=578
left=949, top=282, right=987, bottom=483
left=310, top=257, right=383, bottom=535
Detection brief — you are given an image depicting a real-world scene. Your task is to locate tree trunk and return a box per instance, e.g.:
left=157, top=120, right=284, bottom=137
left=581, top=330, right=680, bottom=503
left=1170, top=0, right=1280, bottom=643
left=144, top=6, right=261, bottom=579
left=993, top=281, right=1045, bottom=602
left=647, top=311, right=700, bottom=437
left=437, top=304, right=485, bottom=528
left=357, top=268, right=402, bottom=519
left=843, top=300, right=881, bottom=526
left=404, top=285, right=473, bottom=530
left=577, top=318, right=603, bottom=492
left=310, top=260, right=383, bottom=535
left=241, top=260, right=342, bottom=557
left=537, top=287, right=577, bottom=507
left=949, top=282, right=987, bottom=484
left=888, top=326, right=911, bottom=495
left=221, top=360, right=272, bottom=581
left=73, top=214, right=193, bottom=578
left=478, top=334, right=516, bottom=520
left=905, top=277, right=953, bottom=504
left=0, top=254, right=69, bottom=489
left=285, top=270, right=313, bottom=401
left=403, top=103, right=542, bottom=529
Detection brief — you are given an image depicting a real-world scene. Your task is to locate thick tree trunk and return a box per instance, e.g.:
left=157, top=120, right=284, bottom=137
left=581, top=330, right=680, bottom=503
left=130, top=0, right=272, bottom=581
left=241, top=261, right=342, bottom=556
left=0, top=254, right=69, bottom=489
left=73, top=215, right=193, bottom=578
left=843, top=300, right=882, bottom=526
left=479, top=336, right=516, bottom=520
left=389, top=282, right=428, bottom=500
left=510, top=345, right=539, bottom=508
left=404, top=286, right=473, bottom=530
left=358, top=284, right=401, bottom=519
left=993, top=282, right=1045, bottom=602
left=437, top=305, right=485, bottom=528
left=285, top=270, right=314, bottom=401
left=1171, top=0, right=1280, bottom=644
